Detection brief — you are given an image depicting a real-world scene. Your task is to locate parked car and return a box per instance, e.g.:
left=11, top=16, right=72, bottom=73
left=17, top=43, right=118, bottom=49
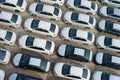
left=0, top=48, right=11, bottom=64
left=0, top=11, right=22, bottom=28
left=0, top=28, right=17, bottom=45
left=58, top=44, right=93, bottom=61
left=95, top=52, right=120, bottom=69
left=61, top=27, right=95, bottom=45
left=66, top=0, right=98, bottom=14
left=36, top=0, right=65, bottom=6
left=100, top=0, right=120, bottom=8
left=18, top=35, right=55, bottom=54
left=13, top=53, right=51, bottom=72
left=9, top=73, right=42, bottom=80
left=0, top=0, right=27, bottom=12
left=99, top=6, right=120, bottom=21
left=53, top=62, right=91, bottom=80
left=24, top=18, right=59, bottom=37
left=29, top=3, right=62, bottom=21
left=0, top=69, right=5, bottom=80
left=93, top=71, right=120, bottom=80
left=98, top=20, right=120, bottom=35
left=96, top=36, right=120, bottom=52
left=63, top=12, right=96, bottom=29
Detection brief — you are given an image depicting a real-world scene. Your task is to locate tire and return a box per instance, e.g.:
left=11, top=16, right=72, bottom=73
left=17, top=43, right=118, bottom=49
left=63, top=39, right=69, bottom=41
left=83, top=43, right=88, bottom=45
left=66, top=22, right=71, bottom=25
left=15, top=10, right=20, bottom=12
left=87, top=12, right=92, bottom=15
left=85, top=27, right=90, bottom=29
left=103, top=3, right=108, bottom=5
left=36, top=0, right=41, bottom=2
left=99, top=47, right=104, bottom=49
left=31, top=14, right=36, bottom=17
left=69, top=8, right=74, bottom=11
left=53, top=4, right=59, bottom=7
left=50, top=18, right=56, bottom=21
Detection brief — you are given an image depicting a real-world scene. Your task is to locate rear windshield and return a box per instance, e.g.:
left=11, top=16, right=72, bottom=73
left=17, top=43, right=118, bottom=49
left=0, top=50, right=6, bottom=60
left=11, top=14, right=18, bottom=23
left=104, top=37, right=112, bottom=46
left=54, top=8, right=59, bottom=16
left=91, top=3, right=95, bottom=10
left=45, top=41, right=52, bottom=50
left=50, top=24, right=56, bottom=32
left=74, top=0, right=81, bottom=6
left=5, top=31, right=13, bottom=41
left=31, top=19, right=39, bottom=29
left=0, top=0, right=5, bottom=2
left=87, top=32, right=92, bottom=41
left=82, top=69, right=88, bottom=79
left=26, top=36, right=34, bottom=46
left=17, top=0, right=23, bottom=7
left=89, top=16, right=94, bottom=24
left=62, top=64, right=71, bottom=75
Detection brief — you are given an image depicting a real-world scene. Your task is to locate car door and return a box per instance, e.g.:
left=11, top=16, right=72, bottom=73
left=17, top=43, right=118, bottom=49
left=0, top=19, right=11, bottom=26
left=30, top=46, right=45, bottom=53
left=39, top=11, right=53, bottom=19
left=74, top=20, right=88, bottom=27
left=35, top=28, right=49, bottom=35
left=78, top=6, right=90, bottom=13
left=0, top=3, right=16, bottom=11
left=111, top=0, right=120, bottom=7
left=73, top=37, right=87, bottom=44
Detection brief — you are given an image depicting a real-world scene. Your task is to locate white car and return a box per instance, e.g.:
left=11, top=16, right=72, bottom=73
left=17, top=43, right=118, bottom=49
left=96, top=36, right=120, bottom=52
left=0, top=48, right=11, bottom=64
left=100, top=0, right=120, bottom=8
left=0, top=0, right=27, bottom=12
left=36, top=0, right=65, bottom=6
left=13, top=53, right=51, bottom=72
left=24, top=18, right=59, bottom=37
left=18, top=35, right=55, bottom=54
left=58, top=44, right=93, bottom=61
left=29, top=3, right=62, bottom=21
left=93, top=71, right=120, bottom=80
left=0, top=11, right=22, bottom=28
left=66, top=0, right=98, bottom=14
left=0, top=69, right=5, bottom=80
left=99, top=6, right=120, bottom=21
left=98, top=20, right=120, bottom=35
left=0, top=28, right=17, bottom=45
left=61, top=27, right=95, bottom=45
left=53, top=62, right=91, bottom=80
left=63, top=12, right=96, bottom=29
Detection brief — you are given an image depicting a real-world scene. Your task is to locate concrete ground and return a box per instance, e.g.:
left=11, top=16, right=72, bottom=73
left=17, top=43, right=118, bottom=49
left=0, top=0, right=120, bottom=80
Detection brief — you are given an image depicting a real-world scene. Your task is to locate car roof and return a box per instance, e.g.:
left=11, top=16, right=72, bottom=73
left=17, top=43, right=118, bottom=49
left=80, top=0, right=92, bottom=8
left=114, top=8, right=120, bottom=16
left=111, top=56, right=120, bottom=64
left=3, top=0, right=18, bottom=5
left=76, top=29, right=88, bottom=40
left=112, top=38, right=120, bottom=48
left=113, top=23, right=120, bottom=31
left=110, top=74, right=120, bottom=80
left=0, top=11, right=12, bottom=21
left=74, top=48, right=85, bottom=56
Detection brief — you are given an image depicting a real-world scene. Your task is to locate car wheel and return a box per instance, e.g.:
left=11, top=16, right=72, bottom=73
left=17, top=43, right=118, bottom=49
left=83, top=43, right=88, bottom=45
left=31, top=14, right=36, bottom=17
left=69, top=8, right=74, bottom=11
left=87, top=12, right=92, bottom=15
left=99, top=47, right=104, bottom=49
left=50, top=18, right=56, bottom=21
left=66, top=22, right=71, bottom=25
left=47, top=35, right=51, bottom=37
left=103, top=3, right=108, bottom=5
left=63, top=39, right=69, bottom=41
left=36, top=0, right=41, bottom=2
left=85, top=27, right=90, bottom=29
left=9, top=25, right=14, bottom=28
left=15, top=10, right=20, bottom=12
left=53, top=4, right=59, bottom=7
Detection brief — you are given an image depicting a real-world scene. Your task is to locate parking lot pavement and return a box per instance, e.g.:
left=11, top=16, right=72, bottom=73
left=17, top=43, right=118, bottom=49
left=0, top=0, right=120, bottom=80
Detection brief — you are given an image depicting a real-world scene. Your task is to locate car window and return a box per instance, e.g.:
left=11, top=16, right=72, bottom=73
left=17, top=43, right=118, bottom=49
left=87, top=32, right=92, bottom=41
left=75, top=20, right=88, bottom=24
left=0, top=19, right=10, bottom=23
left=67, top=75, right=81, bottom=79
left=78, top=6, right=90, bottom=10
left=91, top=3, right=95, bottom=10
left=0, top=50, right=6, bottom=61
left=54, top=8, right=59, bottom=16
left=69, top=28, right=77, bottom=37
left=74, top=0, right=81, bottom=6
left=40, top=12, right=53, bottom=16
left=104, top=37, right=112, bottom=47
left=107, top=7, right=114, bottom=15
left=101, top=73, right=110, bottom=80
left=50, top=23, right=56, bottom=32
left=30, top=46, right=44, bottom=51
left=26, top=36, right=34, bottom=47
left=35, top=28, right=49, bottom=33
left=89, top=16, right=94, bottom=24
left=73, top=37, right=86, bottom=41
left=105, top=21, right=113, bottom=30
left=71, top=13, right=79, bottom=21
left=17, top=0, right=23, bottom=7
left=5, top=31, right=12, bottom=41
left=11, top=14, right=18, bottom=23
left=82, top=69, right=88, bottom=79
left=2, top=3, right=16, bottom=7
left=31, top=19, right=39, bottom=29
left=112, top=14, right=120, bottom=18
left=45, top=41, right=52, bottom=50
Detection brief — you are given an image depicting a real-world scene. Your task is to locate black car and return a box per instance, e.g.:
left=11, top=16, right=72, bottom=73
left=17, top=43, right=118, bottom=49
left=9, top=73, right=42, bottom=80
left=13, top=53, right=51, bottom=72
left=95, top=52, right=120, bottom=69
left=57, top=44, right=93, bottom=62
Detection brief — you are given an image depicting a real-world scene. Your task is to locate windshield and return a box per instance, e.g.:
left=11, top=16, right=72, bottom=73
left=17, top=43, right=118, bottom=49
left=5, top=31, right=12, bottom=41
left=66, top=45, right=74, bottom=56
left=0, top=50, right=6, bottom=60
left=101, top=73, right=110, bottom=80
left=103, top=53, right=111, bottom=65
left=50, top=24, right=56, bottom=32
left=84, top=49, right=90, bottom=60
left=62, top=64, right=71, bottom=75
left=74, top=0, right=81, bottom=6
left=69, top=28, right=77, bottom=37
left=107, top=7, right=114, bottom=15
left=0, top=0, right=5, bottom=2
left=71, top=13, right=79, bottom=21
left=26, top=36, right=34, bottom=47
left=11, top=14, right=18, bottom=23
left=45, top=41, right=52, bottom=50
left=91, top=3, right=95, bottom=10
left=89, top=16, right=94, bottom=24
left=54, top=8, right=59, bottom=16
left=104, top=37, right=112, bottom=46
left=31, top=19, right=39, bottom=29
left=17, top=0, right=23, bottom=7
left=82, top=69, right=88, bottom=79
left=36, top=4, right=43, bottom=12
left=87, top=32, right=92, bottom=41
left=105, top=21, right=113, bottom=30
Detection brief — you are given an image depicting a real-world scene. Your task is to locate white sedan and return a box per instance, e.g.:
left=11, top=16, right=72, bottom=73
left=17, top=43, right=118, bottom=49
left=61, top=27, right=95, bottom=45
left=53, top=62, right=91, bottom=80
left=29, top=3, right=62, bottom=21
left=66, top=0, right=98, bottom=14
left=100, top=0, right=120, bottom=8
left=0, top=28, right=17, bottom=45
left=96, top=36, right=120, bottom=52
left=0, top=11, right=22, bottom=28
left=0, top=0, right=27, bottom=12
left=63, top=12, right=96, bottom=29
left=0, top=69, right=5, bottom=80
left=24, top=18, right=59, bottom=37
left=36, top=0, right=65, bottom=6
left=0, top=48, right=11, bottom=64
left=18, top=35, right=55, bottom=54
